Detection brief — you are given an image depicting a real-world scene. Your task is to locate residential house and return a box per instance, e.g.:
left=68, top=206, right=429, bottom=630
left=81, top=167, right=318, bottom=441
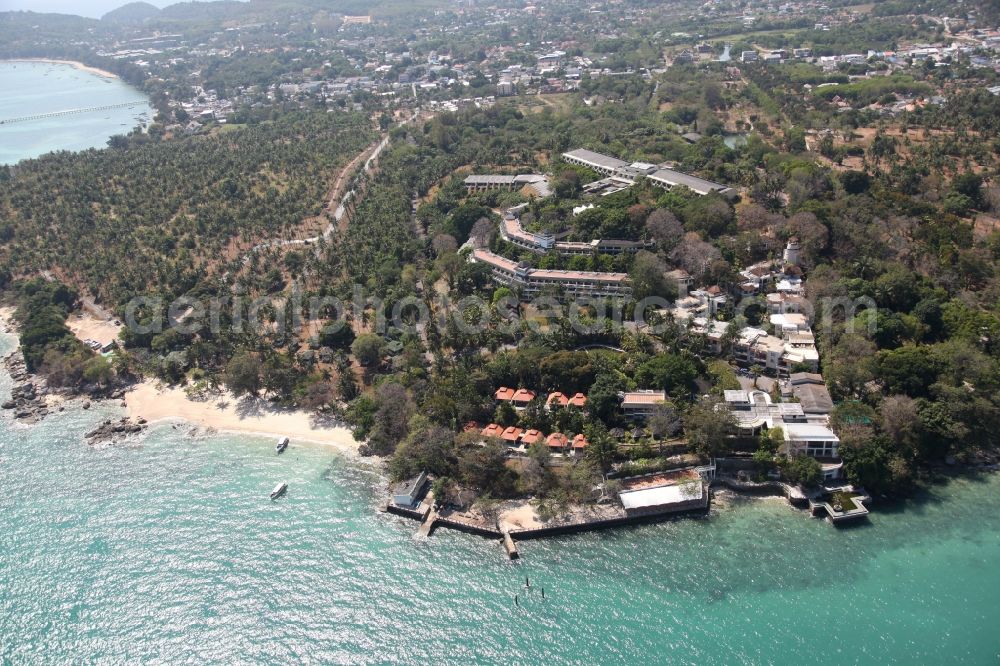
left=494, top=387, right=516, bottom=402
left=766, top=292, right=808, bottom=316
left=723, top=389, right=807, bottom=435
left=739, top=262, right=776, bottom=295
left=546, top=392, right=569, bottom=409
left=691, top=286, right=727, bottom=316
left=722, top=391, right=840, bottom=478
left=691, top=317, right=731, bottom=354
left=666, top=269, right=693, bottom=295
left=770, top=313, right=810, bottom=337
left=546, top=391, right=587, bottom=410
left=781, top=423, right=840, bottom=459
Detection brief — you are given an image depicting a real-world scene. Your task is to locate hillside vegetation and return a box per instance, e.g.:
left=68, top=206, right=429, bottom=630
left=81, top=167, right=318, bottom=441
left=0, top=112, right=375, bottom=306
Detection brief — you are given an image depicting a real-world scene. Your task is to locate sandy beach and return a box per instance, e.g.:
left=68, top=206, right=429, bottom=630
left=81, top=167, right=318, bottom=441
left=126, top=380, right=362, bottom=453
left=67, top=310, right=121, bottom=348
left=2, top=58, right=119, bottom=79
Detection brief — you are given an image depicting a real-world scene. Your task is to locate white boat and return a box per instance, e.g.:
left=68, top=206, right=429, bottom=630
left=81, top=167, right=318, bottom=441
left=270, top=482, right=288, bottom=500
left=275, top=436, right=289, bottom=454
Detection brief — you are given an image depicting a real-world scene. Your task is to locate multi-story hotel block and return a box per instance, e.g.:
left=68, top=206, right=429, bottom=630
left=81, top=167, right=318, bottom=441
left=470, top=249, right=632, bottom=299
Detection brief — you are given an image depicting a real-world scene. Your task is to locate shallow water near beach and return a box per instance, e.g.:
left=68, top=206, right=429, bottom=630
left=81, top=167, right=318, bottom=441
left=0, top=61, right=153, bottom=165
left=1, top=328, right=1000, bottom=664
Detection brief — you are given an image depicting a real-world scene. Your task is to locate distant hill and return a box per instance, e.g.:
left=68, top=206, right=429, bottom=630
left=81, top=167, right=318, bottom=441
left=101, top=2, right=161, bottom=23
left=158, top=0, right=250, bottom=22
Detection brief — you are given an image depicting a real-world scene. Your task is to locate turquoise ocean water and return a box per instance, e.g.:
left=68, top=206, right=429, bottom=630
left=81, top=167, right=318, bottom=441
left=2, top=330, right=1000, bottom=663
left=0, top=61, right=153, bottom=166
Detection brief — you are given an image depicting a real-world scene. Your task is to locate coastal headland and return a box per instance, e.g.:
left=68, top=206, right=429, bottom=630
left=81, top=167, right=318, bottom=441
left=1, top=306, right=360, bottom=453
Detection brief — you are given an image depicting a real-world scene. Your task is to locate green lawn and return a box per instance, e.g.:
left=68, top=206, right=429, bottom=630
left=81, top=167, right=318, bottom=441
left=831, top=491, right=859, bottom=512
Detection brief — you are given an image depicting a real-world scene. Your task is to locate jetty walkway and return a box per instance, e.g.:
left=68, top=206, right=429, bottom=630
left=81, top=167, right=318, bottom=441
left=0, top=101, right=147, bottom=125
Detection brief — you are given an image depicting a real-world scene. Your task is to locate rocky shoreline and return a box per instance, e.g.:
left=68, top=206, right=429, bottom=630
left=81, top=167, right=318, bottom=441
left=1, top=316, right=147, bottom=442
left=2, top=350, right=146, bottom=438
left=2, top=351, right=51, bottom=424
left=85, top=416, right=148, bottom=445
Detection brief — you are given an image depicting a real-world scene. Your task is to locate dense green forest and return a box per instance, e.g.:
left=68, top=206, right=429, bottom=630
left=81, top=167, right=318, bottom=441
left=0, top=112, right=375, bottom=306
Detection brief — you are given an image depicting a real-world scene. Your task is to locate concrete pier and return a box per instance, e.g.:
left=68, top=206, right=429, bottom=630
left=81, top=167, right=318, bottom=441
left=417, top=507, right=438, bottom=537
left=502, top=530, right=519, bottom=560
left=0, top=100, right=148, bottom=125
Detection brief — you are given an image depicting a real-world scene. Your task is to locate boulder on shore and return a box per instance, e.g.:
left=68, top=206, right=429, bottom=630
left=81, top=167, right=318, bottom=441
left=85, top=417, right=147, bottom=445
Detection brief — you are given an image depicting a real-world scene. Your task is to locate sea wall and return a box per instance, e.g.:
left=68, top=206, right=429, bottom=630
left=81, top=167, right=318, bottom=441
left=508, top=500, right=710, bottom=540
left=385, top=503, right=430, bottom=521
left=433, top=516, right=502, bottom=539
left=711, top=477, right=809, bottom=507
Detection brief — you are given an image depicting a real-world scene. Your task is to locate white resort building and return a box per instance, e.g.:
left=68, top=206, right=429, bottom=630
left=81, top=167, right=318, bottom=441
left=463, top=174, right=552, bottom=198
left=722, top=389, right=842, bottom=479
left=561, top=148, right=736, bottom=198
left=470, top=249, right=632, bottom=299
left=498, top=210, right=652, bottom=256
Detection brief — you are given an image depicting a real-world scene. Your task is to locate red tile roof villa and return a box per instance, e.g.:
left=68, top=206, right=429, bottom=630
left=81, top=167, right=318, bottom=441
left=494, top=387, right=516, bottom=401
left=521, top=429, right=544, bottom=445
left=546, top=391, right=569, bottom=408
left=511, top=388, right=536, bottom=404
left=546, top=432, right=570, bottom=449
left=481, top=423, right=504, bottom=438
left=501, top=426, right=524, bottom=443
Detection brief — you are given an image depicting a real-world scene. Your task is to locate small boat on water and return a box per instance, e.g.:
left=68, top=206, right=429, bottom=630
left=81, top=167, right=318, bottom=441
left=275, top=436, right=289, bottom=454
left=270, top=482, right=288, bottom=500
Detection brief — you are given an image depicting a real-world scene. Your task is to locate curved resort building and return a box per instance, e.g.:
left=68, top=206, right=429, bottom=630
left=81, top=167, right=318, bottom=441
left=498, top=211, right=653, bottom=256
left=470, top=249, right=631, bottom=299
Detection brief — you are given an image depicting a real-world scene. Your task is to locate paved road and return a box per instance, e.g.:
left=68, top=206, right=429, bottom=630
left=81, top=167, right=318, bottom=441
left=244, top=108, right=425, bottom=261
